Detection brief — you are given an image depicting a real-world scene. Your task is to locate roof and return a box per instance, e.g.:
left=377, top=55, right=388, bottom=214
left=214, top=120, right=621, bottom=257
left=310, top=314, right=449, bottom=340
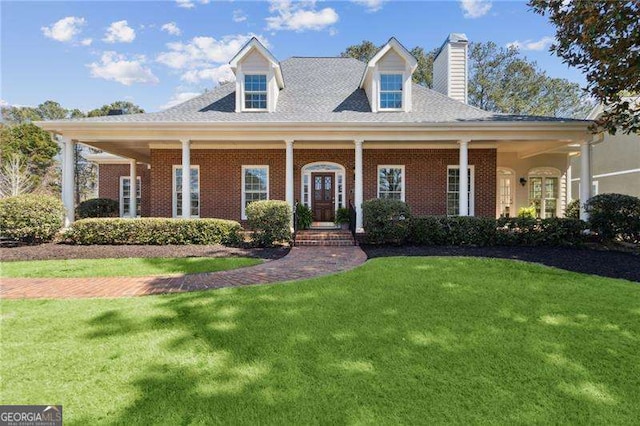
left=61, top=56, right=585, bottom=125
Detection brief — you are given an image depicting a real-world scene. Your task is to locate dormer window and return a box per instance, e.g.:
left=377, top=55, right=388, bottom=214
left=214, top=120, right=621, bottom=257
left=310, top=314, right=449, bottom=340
left=380, top=74, right=403, bottom=109
left=244, top=74, right=267, bottom=110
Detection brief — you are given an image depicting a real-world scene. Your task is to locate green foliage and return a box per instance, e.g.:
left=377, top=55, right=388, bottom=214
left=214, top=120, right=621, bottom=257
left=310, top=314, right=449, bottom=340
left=0, top=194, right=65, bottom=243
left=340, top=40, right=378, bottom=62
left=87, top=101, right=145, bottom=117
left=335, top=207, right=351, bottom=225
left=496, top=217, right=586, bottom=247
left=517, top=205, right=537, bottom=219
left=246, top=200, right=291, bottom=247
left=362, top=198, right=411, bottom=244
left=565, top=199, right=580, bottom=219
left=529, top=0, right=640, bottom=134
left=76, top=198, right=119, bottom=219
left=295, top=203, right=313, bottom=230
left=585, top=193, right=640, bottom=243
left=63, top=218, right=243, bottom=245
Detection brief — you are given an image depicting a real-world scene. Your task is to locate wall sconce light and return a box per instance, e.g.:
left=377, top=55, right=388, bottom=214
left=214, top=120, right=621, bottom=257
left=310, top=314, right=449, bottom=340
left=519, top=177, right=528, bottom=187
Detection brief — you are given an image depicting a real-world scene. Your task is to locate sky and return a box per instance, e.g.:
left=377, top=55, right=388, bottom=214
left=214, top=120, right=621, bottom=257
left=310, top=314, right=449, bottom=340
left=0, top=0, right=587, bottom=113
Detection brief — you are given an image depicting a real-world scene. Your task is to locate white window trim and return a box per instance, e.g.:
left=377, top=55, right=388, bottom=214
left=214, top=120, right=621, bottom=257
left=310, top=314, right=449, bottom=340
left=528, top=167, right=561, bottom=218
left=172, top=165, right=200, bottom=218
left=377, top=165, right=406, bottom=202
left=447, top=165, right=475, bottom=216
left=300, top=162, right=346, bottom=211
left=241, top=165, right=269, bottom=220
left=379, top=73, right=404, bottom=111
left=242, top=73, right=268, bottom=112
left=119, top=176, right=141, bottom=218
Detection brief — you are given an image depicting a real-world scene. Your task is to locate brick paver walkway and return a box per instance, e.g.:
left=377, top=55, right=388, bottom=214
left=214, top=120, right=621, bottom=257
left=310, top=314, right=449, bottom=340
left=0, top=246, right=367, bottom=299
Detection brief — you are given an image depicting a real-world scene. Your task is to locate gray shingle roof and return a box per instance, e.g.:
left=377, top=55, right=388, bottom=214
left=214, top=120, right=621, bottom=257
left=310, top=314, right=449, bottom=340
left=71, top=57, right=584, bottom=124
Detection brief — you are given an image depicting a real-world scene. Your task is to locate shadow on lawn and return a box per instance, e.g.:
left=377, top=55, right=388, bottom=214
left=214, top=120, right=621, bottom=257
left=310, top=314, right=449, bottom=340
left=74, top=262, right=639, bottom=424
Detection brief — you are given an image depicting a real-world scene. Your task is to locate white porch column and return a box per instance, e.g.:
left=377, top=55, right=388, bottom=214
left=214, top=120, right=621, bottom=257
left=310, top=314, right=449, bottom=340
left=458, top=139, right=469, bottom=216
left=354, top=139, right=364, bottom=232
left=181, top=139, right=191, bottom=219
left=61, top=137, right=75, bottom=226
left=129, top=159, right=137, bottom=218
left=579, top=141, right=592, bottom=221
left=285, top=139, right=294, bottom=211
left=566, top=164, right=572, bottom=206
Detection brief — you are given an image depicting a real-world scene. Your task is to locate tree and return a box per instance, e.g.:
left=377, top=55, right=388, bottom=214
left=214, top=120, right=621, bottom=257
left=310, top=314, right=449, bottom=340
left=340, top=40, right=379, bottom=63
left=0, top=123, right=60, bottom=185
left=0, top=154, right=35, bottom=197
left=87, top=101, right=145, bottom=117
left=529, top=0, right=640, bottom=134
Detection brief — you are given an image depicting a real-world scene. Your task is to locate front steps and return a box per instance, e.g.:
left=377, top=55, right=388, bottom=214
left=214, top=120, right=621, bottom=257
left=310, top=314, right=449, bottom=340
left=294, top=229, right=356, bottom=246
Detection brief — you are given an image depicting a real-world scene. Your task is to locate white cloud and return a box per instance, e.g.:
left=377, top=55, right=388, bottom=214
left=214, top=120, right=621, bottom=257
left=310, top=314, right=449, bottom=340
left=507, top=36, right=555, bottom=51
left=161, top=22, right=182, bottom=36
left=266, top=0, right=339, bottom=32
left=87, top=51, right=159, bottom=86
left=181, top=64, right=235, bottom=84
left=460, top=0, right=492, bottom=18
left=176, top=0, right=209, bottom=9
left=0, top=99, right=8, bottom=107
left=41, top=16, right=86, bottom=43
left=351, top=0, right=385, bottom=12
left=80, top=38, right=93, bottom=46
left=233, top=9, right=248, bottom=22
left=157, top=33, right=265, bottom=69
left=160, top=91, right=201, bottom=110
left=103, top=20, right=136, bottom=43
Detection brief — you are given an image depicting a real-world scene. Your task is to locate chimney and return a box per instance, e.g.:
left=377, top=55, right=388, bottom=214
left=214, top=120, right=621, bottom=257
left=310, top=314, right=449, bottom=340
left=107, top=109, right=124, bottom=116
left=433, top=33, right=469, bottom=104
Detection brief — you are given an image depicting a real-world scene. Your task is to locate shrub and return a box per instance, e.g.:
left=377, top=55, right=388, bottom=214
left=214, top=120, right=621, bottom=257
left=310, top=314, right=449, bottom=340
left=335, top=207, right=350, bottom=225
left=295, top=203, right=312, bottom=230
left=585, top=193, right=640, bottom=243
left=363, top=198, right=411, bottom=244
left=517, top=205, right=536, bottom=219
left=407, top=216, right=447, bottom=245
left=246, top=200, right=291, bottom=246
left=63, top=218, right=242, bottom=245
left=0, top=194, right=65, bottom=243
left=76, top=198, right=119, bottom=219
left=496, top=217, right=586, bottom=247
left=565, top=199, right=580, bottom=219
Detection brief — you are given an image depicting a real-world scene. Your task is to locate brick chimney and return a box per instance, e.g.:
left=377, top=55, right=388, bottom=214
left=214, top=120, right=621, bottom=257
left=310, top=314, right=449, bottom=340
left=433, top=33, right=469, bottom=104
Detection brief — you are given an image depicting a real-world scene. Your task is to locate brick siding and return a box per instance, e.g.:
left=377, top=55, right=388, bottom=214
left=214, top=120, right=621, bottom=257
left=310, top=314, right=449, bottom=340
left=97, top=163, right=151, bottom=217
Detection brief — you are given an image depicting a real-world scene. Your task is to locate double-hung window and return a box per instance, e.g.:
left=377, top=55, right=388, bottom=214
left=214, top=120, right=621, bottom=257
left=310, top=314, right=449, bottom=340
left=447, top=166, right=475, bottom=216
left=242, top=166, right=269, bottom=219
left=173, top=165, right=200, bottom=217
left=380, top=74, right=403, bottom=109
left=377, top=165, right=405, bottom=201
left=244, top=74, right=267, bottom=110
left=120, top=176, right=141, bottom=217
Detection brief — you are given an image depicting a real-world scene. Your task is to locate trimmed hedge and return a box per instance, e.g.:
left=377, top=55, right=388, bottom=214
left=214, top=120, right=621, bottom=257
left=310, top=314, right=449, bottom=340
left=0, top=194, right=65, bottom=243
left=76, top=198, right=119, bottom=219
left=63, top=218, right=243, bottom=245
left=246, top=200, right=291, bottom=246
left=363, top=198, right=411, bottom=244
left=585, top=193, right=640, bottom=243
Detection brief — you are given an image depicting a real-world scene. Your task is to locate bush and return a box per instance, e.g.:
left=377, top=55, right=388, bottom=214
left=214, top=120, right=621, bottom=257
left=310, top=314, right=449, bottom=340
left=335, top=208, right=350, bottom=225
left=0, top=194, right=65, bottom=243
left=585, top=193, right=640, bottom=243
left=496, top=217, right=586, bottom=247
left=363, top=198, right=411, bottom=244
left=246, top=200, right=291, bottom=246
left=76, top=198, right=119, bottom=219
left=517, top=205, right=536, bottom=219
left=295, top=203, right=312, bottom=230
left=565, top=199, right=580, bottom=219
left=63, top=218, right=242, bottom=245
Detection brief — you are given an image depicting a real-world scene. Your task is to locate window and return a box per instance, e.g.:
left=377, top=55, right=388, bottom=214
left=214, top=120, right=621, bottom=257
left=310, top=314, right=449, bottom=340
left=242, top=166, right=269, bottom=219
left=528, top=168, right=560, bottom=218
left=244, top=74, right=267, bottom=110
left=173, top=166, right=200, bottom=217
left=377, top=165, right=405, bottom=201
left=380, top=74, right=403, bottom=109
left=120, top=176, right=141, bottom=217
left=447, top=166, right=475, bottom=216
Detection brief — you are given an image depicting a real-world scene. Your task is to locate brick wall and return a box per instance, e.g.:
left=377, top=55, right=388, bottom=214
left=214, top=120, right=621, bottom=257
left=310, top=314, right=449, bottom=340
left=98, top=163, right=151, bottom=217
left=140, top=148, right=497, bottom=220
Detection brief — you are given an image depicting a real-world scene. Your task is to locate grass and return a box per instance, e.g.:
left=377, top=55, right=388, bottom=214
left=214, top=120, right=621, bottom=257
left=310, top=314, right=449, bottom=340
left=0, top=257, right=262, bottom=278
left=1, top=257, right=639, bottom=424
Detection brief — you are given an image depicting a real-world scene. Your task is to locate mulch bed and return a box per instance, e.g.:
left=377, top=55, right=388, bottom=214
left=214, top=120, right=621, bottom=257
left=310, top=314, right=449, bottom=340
left=362, top=245, right=640, bottom=283
left=0, top=243, right=289, bottom=262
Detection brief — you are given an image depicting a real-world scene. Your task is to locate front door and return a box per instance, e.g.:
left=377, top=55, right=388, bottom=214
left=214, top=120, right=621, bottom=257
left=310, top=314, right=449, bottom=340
left=312, top=173, right=335, bottom=221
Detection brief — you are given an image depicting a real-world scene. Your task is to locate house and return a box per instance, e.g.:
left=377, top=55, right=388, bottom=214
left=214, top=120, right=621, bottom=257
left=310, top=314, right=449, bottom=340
left=38, top=34, right=598, bottom=231
left=569, top=100, right=640, bottom=201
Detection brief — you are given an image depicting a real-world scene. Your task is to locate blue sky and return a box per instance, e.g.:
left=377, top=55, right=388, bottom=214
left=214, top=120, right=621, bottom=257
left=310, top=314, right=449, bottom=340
left=1, top=0, right=586, bottom=113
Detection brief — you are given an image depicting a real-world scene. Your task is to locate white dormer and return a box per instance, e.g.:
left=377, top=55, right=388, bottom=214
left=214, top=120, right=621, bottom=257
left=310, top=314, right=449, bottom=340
left=360, top=38, right=418, bottom=113
left=230, top=38, right=284, bottom=113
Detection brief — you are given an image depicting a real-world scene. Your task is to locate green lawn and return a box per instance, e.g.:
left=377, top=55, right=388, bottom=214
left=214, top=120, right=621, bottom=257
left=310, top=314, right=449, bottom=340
left=1, top=257, right=639, bottom=424
left=0, top=257, right=262, bottom=278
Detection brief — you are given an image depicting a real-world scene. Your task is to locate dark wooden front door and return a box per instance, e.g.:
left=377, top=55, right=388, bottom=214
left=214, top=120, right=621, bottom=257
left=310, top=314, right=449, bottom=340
left=312, top=173, right=335, bottom=221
